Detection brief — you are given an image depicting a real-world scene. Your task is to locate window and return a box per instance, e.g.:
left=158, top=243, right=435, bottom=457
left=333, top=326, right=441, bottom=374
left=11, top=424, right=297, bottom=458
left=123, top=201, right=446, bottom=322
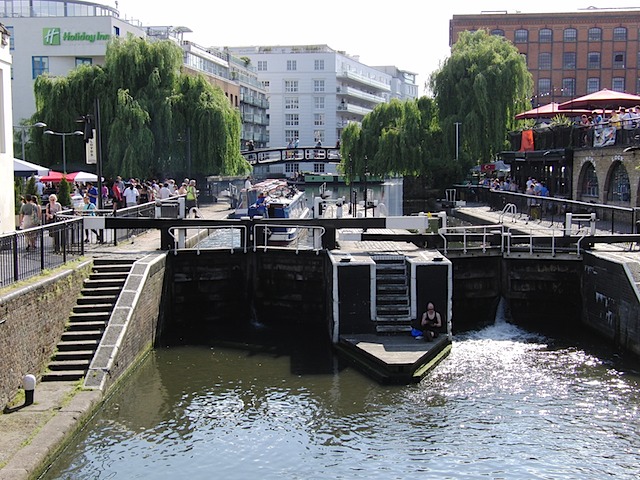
left=614, top=53, right=625, bottom=69
left=261, top=80, right=270, bottom=90
left=284, top=80, right=298, bottom=93
left=564, top=28, right=577, bottom=42
left=490, top=29, right=504, bottom=37
left=314, top=113, right=325, bottom=126
left=285, top=131, right=299, bottom=145
left=538, top=78, right=551, bottom=96
left=607, top=162, right=630, bottom=203
left=612, top=77, right=625, bottom=92
left=284, top=97, right=299, bottom=109
left=113, top=26, right=120, bottom=36
left=286, top=60, right=297, bottom=71
left=562, top=78, right=576, bottom=97
left=313, top=80, right=325, bottom=92
left=514, top=29, right=528, bottom=43
left=314, top=59, right=324, bottom=70
left=539, top=28, right=553, bottom=42
left=563, top=52, right=576, bottom=69
left=613, top=27, right=627, bottom=41
left=587, top=52, right=601, bottom=69
left=6, top=26, right=13, bottom=50
left=314, top=96, right=325, bottom=109
left=313, top=130, right=325, bottom=144
left=257, top=61, right=267, bottom=71
left=285, top=114, right=299, bottom=126
left=582, top=164, right=599, bottom=197
left=588, top=28, right=602, bottom=41
left=587, top=78, right=600, bottom=93
left=313, top=163, right=325, bottom=173
left=75, top=57, right=92, bottom=67
left=32, top=56, right=48, bottom=79
left=538, top=52, right=551, bottom=70
left=285, top=162, right=299, bottom=173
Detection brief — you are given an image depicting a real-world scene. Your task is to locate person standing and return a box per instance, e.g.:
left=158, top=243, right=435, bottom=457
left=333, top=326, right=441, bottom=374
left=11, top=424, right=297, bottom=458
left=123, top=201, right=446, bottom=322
left=45, top=194, right=63, bottom=252
left=86, top=182, right=98, bottom=206
left=82, top=195, right=100, bottom=243
left=19, top=194, right=40, bottom=251
left=185, top=179, right=198, bottom=214
left=123, top=183, right=139, bottom=207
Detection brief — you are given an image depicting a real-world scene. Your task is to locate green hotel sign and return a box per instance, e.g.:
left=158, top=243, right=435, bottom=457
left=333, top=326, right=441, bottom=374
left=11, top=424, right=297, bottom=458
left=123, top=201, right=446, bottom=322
left=43, top=27, right=110, bottom=45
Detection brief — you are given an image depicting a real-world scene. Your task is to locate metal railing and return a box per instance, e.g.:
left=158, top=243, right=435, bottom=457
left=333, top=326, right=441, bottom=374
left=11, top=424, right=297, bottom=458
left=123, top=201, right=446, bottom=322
left=0, top=217, right=84, bottom=287
left=486, top=189, right=637, bottom=234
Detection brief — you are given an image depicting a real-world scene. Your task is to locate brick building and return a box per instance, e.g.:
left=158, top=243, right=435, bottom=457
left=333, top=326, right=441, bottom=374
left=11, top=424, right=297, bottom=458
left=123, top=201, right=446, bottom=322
left=450, top=8, right=640, bottom=103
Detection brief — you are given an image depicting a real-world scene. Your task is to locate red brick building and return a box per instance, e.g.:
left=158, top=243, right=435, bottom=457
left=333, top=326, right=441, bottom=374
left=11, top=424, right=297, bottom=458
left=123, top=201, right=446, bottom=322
left=450, top=8, right=640, bottom=103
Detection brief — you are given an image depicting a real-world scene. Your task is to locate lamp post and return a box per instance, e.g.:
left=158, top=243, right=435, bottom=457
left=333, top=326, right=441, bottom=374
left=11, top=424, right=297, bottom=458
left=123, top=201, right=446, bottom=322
left=454, top=122, right=462, bottom=161
left=13, top=122, right=47, bottom=161
left=44, top=129, right=83, bottom=174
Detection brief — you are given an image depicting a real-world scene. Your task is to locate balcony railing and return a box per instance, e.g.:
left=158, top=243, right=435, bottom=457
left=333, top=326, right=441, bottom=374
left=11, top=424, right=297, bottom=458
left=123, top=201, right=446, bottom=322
left=508, top=123, right=640, bottom=151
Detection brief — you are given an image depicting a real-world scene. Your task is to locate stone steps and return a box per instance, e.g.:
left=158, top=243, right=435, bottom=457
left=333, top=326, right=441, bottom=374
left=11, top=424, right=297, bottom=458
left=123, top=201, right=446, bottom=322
left=41, top=258, right=135, bottom=382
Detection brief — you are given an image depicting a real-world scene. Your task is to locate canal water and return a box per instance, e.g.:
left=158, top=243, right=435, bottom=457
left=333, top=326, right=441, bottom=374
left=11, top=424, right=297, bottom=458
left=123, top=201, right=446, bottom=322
left=41, top=302, right=640, bottom=479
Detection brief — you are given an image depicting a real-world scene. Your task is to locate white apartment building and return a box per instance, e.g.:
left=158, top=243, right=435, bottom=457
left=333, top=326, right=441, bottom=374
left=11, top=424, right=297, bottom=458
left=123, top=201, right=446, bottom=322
left=227, top=45, right=417, bottom=149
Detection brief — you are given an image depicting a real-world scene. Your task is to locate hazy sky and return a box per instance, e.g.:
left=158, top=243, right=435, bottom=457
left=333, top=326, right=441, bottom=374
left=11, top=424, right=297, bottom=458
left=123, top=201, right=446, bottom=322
left=115, top=1, right=616, bottom=93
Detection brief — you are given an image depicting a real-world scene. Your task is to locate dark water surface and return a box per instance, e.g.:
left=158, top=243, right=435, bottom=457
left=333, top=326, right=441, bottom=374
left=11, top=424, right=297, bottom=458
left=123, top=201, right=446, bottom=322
left=42, top=306, right=640, bottom=480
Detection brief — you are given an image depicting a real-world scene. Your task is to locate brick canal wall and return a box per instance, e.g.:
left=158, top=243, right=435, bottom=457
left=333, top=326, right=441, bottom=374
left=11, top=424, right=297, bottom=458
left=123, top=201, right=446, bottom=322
left=0, top=261, right=92, bottom=408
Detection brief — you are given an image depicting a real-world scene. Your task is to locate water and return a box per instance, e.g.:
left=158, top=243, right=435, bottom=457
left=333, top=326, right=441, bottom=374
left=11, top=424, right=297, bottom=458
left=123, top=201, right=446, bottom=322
left=41, top=301, right=640, bottom=480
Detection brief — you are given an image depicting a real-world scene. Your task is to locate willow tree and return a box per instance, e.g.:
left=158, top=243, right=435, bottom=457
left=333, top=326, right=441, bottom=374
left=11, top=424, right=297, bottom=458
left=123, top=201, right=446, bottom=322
left=431, top=30, right=533, bottom=164
left=340, top=98, right=444, bottom=183
left=31, top=34, right=247, bottom=179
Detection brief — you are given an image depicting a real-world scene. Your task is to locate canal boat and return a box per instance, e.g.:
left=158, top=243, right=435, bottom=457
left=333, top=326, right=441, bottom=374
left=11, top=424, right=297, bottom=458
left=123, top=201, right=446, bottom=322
left=228, top=179, right=310, bottom=244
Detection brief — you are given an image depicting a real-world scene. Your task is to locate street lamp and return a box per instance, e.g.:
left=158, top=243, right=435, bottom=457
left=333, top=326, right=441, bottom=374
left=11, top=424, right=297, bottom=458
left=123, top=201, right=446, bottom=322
left=13, top=122, right=47, bottom=161
left=44, top=129, right=84, bottom=174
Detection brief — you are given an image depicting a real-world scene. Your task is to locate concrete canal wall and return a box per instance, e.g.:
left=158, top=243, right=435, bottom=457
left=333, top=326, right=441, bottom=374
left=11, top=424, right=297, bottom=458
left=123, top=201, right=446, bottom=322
left=85, top=253, right=168, bottom=391
left=582, top=252, right=640, bottom=357
left=0, top=261, right=92, bottom=408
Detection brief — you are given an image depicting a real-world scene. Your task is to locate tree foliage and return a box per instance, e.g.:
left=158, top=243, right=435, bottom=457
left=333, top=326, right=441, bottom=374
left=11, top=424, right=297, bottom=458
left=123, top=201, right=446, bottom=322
left=430, top=30, right=533, bottom=164
left=340, top=98, right=446, bottom=186
left=30, top=35, right=249, bottom=179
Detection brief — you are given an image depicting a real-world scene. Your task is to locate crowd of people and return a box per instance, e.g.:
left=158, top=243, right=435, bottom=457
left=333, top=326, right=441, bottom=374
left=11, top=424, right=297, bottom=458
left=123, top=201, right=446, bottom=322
left=18, top=175, right=200, bottom=245
left=578, top=106, right=640, bottom=146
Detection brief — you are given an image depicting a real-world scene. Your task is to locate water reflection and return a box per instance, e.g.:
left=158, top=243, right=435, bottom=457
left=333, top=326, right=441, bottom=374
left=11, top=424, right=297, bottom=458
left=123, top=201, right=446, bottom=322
left=43, top=308, right=640, bottom=480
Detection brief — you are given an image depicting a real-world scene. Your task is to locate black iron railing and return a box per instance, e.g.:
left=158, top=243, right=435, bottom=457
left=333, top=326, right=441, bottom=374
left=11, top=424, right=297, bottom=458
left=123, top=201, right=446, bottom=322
left=0, top=217, right=84, bottom=287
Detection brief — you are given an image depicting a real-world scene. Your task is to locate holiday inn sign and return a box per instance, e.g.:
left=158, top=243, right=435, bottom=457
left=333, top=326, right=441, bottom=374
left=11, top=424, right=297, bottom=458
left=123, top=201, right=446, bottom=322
left=43, top=27, right=110, bottom=45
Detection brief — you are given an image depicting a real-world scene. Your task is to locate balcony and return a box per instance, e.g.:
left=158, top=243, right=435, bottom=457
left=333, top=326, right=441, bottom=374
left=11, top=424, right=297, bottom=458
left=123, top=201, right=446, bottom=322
left=338, top=86, right=386, bottom=104
left=337, top=103, right=374, bottom=116
left=506, top=123, right=640, bottom=152
left=337, top=70, right=391, bottom=92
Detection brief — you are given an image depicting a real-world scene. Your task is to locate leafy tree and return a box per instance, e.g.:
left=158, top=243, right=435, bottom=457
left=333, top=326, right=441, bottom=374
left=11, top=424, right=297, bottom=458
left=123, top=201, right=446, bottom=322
left=340, top=98, right=444, bottom=186
left=430, top=30, right=532, bottom=165
left=25, top=176, right=37, bottom=197
left=58, top=178, right=72, bottom=207
left=14, top=178, right=24, bottom=214
left=30, top=35, right=249, bottom=180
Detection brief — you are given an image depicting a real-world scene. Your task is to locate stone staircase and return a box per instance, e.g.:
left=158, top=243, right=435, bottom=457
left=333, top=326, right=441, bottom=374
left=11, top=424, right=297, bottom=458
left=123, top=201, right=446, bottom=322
left=373, top=255, right=412, bottom=334
left=42, top=258, right=135, bottom=382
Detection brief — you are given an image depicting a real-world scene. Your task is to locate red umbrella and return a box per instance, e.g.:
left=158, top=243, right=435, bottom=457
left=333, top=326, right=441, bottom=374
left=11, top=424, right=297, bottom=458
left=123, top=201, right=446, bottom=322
left=558, top=88, right=640, bottom=110
left=39, top=171, right=64, bottom=182
left=39, top=171, right=88, bottom=183
left=515, top=102, right=591, bottom=120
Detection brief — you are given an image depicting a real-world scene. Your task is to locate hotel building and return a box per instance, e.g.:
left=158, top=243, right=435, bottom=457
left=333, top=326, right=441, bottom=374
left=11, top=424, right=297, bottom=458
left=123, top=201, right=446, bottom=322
left=450, top=7, right=640, bottom=104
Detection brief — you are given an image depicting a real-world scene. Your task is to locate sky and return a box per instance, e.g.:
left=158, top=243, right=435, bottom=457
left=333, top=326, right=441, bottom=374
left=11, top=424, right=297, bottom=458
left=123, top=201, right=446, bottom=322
left=115, top=1, right=618, bottom=93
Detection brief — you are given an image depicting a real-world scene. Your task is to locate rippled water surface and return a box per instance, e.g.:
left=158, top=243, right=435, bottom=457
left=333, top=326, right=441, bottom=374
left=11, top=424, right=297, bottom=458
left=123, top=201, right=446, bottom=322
left=43, top=314, right=640, bottom=480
